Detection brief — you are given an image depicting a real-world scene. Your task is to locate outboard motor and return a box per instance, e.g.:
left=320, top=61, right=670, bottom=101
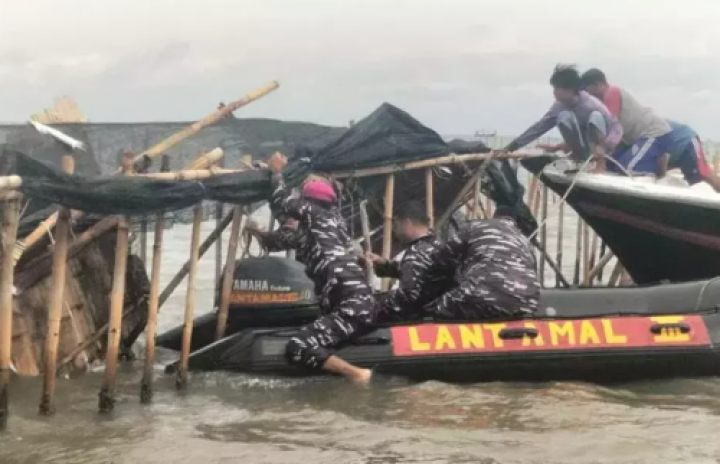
left=220, top=256, right=318, bottom=323
left=156, top=256, right=319, bottom=352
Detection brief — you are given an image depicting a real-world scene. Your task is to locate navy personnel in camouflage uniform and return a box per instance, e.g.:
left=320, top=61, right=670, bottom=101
left=419, top=207, right=540, bottom=320
left=364, top=202, right=454, bottom=322
left=265, top=153, right=376, bottom=384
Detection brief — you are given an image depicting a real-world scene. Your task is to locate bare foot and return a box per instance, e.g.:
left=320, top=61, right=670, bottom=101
left=352, top=368, right=373, bottom=386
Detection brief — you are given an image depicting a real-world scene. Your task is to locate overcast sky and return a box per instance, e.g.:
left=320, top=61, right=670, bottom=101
left=2, top=0, right=720, bottom=137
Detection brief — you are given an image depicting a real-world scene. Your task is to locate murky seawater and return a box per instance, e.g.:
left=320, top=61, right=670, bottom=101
left=2, top=204, right=719, bottom=464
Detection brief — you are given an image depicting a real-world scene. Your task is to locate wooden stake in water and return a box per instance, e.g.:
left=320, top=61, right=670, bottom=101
left=139, top=155, right=170, bottom=404
left=215, top=206, right=245, bottom=341
left=176, top=204, right=203, bottom=390
left=139, top=209, right=165, bottom=404
left=381, top=174, right=395, bottom=291
left=0, top=192, right=21, bottom=431
left=39, top=155, right=74, bottom=416
left=99, top=153, right=133, bottom=414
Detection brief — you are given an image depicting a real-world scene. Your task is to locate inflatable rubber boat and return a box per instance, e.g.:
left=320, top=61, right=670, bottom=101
left=160, top=257, right=720, bottom=383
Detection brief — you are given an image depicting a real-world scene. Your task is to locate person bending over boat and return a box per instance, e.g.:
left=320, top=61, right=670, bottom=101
left=265, top=153, right=376, bottom=385
left=498, top=64, right=622, bottom=166
left=363, top=202, right=454, bottom=321
left=417, top=207, right=540, bottom=320
left=580, top=68, right=720, bottom=191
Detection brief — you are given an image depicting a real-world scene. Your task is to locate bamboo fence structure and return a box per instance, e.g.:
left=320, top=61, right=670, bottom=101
left=0, top=125, right=680, bottom=429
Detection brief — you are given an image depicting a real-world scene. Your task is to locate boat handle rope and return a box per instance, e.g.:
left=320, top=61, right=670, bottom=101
left=693, top=275, right=720, bottom=312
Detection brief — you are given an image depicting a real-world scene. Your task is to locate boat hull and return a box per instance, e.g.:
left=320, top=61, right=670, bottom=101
left=166, top=312, right=720, bottom=383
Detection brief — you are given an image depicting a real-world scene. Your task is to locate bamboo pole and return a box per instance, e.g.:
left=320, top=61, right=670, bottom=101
left=555, top=199, right=565, bottom=288
left=158, top=210, right=234, bottom=308
left=598, top=241, right=608, bottom=283
left=436, top=152, right=500, bottom=232
left=39, top=155, right=74, bottom=416
left=215, top=207, right=246, bottom=340
left=471, top=179, right=481, bottom=219
left=573, top=216, right=582, bottom=286
left=98, top=154, right=133, bottom=414
left=582, top=222, right=591, bottom=286
left=332, top=151, right=535, bottom=179
left=527, top=176, right=539, bottom=212
left=381, top=174, right=395, bottom=291
left=425, top=168, right=434, bottom=227
left=136, top=81, right=279, bottom=162
left=176, top=204, right=203, bottom=390
left=608, top=261, right=624, bottom=287
left=538, top=185, right=548, bottom=285
left=139, top=155, right=171, bottom=404
left=359, top=200, right=374, bottom=285
left=0, top=176, right=22, bottom=191
left=586, top=250, right=614, bottom=284
left=588, top=231, right=599, bottom=285
left=0, top=192, right=21, bottom=431
left=215, top=157, right=225, bottom=287
left=134, top=167, right=238, bottom=180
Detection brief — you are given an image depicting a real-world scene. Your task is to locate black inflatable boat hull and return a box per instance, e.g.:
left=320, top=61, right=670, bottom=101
left=165, top=279, right=720, bottom=383
left=167, top=313, right=720, bottom=383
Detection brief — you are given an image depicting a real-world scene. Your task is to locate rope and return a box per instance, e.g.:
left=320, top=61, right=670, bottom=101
left=527, top=154, right=636, bottom=242
left=693, top=275, right=720, bottom=312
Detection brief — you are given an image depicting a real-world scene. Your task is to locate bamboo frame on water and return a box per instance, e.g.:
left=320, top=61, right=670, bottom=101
left=39, top=155, right=74, bottom=416
left=16, top=78, right=274, bottom=262
left=0, top=192, right=21, bottom=431
left=176, top=204, right=203, bottom=390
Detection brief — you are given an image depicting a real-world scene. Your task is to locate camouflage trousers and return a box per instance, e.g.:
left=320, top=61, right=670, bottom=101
left=285, top=261, right=376, bottom=369
left=427, top=278, right=538, bottom=321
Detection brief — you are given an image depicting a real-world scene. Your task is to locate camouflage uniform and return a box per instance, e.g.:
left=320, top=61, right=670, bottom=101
left=421, top=218, right=540, bottom=320
left=256, top=224, right=308, bottom=264
left=269, top=174, right=376, bottom=369
left=375, top=233, right=455, bottom=322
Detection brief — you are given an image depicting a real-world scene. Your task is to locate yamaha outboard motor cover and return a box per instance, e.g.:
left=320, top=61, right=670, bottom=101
left=226, top=256, right=316, bottom=310
left=157, top=256, right=320, bottom=352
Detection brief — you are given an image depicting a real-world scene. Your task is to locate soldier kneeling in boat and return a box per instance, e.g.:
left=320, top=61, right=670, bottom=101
left=259, top=153, right=377, bottom=385
left=417, top=207, right=540, bottom=320
left=362, top=201, right=455, bottom=321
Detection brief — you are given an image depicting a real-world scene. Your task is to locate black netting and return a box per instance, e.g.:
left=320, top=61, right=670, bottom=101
left=9, top=150, right=272, bottom=217
left=5, top=102, right=536, bottom=242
